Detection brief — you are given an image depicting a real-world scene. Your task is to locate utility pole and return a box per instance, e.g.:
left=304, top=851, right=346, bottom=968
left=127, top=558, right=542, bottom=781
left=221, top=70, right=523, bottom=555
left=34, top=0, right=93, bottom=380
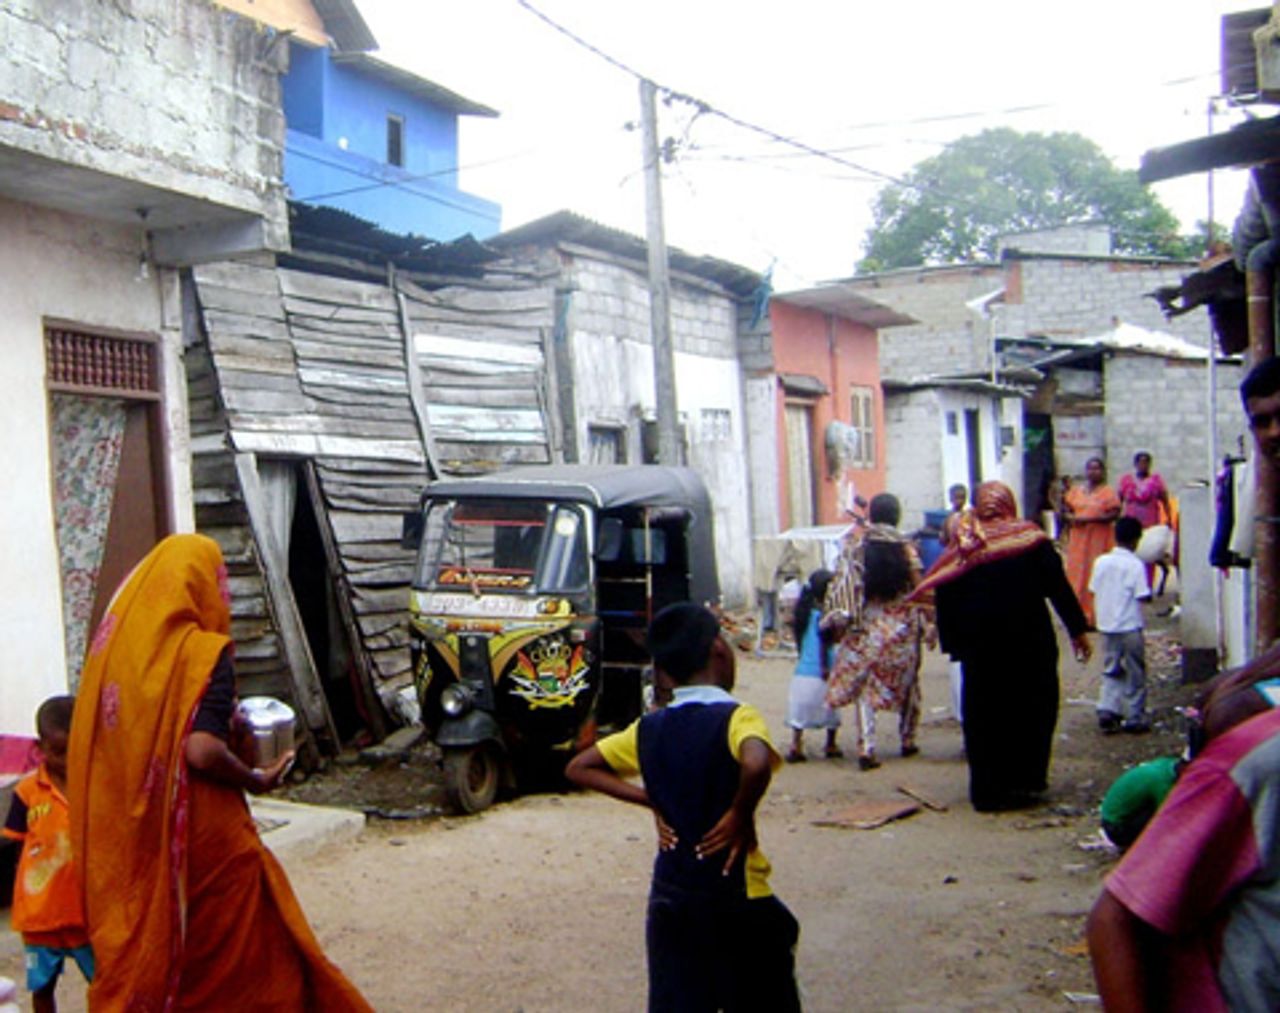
left=639, top=78, right=682, bottom=465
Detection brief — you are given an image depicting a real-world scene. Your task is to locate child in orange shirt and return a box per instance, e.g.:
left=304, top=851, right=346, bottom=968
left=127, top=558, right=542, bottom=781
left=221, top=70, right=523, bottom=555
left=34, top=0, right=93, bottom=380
left=2, top=697, right=92, bottom=1013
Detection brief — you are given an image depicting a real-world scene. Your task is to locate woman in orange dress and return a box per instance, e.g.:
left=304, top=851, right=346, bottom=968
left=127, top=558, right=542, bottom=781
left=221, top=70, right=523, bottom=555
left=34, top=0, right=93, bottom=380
left=1062, top=457, right=1122, bottom=627
left=67, top=533, right=372, bottom=1011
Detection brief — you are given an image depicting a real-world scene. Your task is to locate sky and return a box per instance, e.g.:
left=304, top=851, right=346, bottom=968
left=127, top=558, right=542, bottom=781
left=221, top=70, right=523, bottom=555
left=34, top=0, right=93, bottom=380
left=356, top=0, right=1261, bottom=291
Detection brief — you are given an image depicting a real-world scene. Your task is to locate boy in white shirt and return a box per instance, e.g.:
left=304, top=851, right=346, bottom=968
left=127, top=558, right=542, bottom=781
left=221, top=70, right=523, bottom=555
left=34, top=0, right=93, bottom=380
left=1089, top=517, right=1152, bottom=734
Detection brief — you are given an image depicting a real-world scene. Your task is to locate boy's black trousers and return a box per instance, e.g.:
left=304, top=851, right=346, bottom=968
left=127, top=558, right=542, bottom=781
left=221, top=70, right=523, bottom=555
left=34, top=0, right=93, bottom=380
left=645, top=879, right=801, bottom=1012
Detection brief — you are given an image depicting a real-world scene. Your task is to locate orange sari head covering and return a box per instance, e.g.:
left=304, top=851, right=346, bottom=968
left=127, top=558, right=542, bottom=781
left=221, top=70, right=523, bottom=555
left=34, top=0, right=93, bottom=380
left=68, top=533, right=231, bottom=1010
left=910, top=481, right=1050, bottom=599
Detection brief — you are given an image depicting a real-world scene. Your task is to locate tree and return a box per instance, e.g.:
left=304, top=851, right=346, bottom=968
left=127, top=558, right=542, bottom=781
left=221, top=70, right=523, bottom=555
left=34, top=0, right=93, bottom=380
left=856, top=128, right=1190, bottom=272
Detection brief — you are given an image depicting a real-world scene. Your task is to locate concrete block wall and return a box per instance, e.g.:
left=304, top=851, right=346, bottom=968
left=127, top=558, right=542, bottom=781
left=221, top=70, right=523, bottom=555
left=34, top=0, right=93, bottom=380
left=736, top=300, right=774, bottom=373
left=865, top=267, right=1005, bottom=381
left=884, top=389, right=944, bottom=528
left=998, top=224, right=1112, bottom=258
left=569, top=253, right=739, bottom=361
left=1004, top=258, right=1209, bottom=346
left=0, top=0, right=286, bottom=237
left=1103, top=355, right=1247, bottom=493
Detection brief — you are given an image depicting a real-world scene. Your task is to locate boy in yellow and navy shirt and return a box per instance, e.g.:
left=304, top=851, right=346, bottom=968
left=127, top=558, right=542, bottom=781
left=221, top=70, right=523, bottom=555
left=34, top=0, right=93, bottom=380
left=3, top=696, right=92, bottom=1013
left=567, top=602, right=801, bottom=1012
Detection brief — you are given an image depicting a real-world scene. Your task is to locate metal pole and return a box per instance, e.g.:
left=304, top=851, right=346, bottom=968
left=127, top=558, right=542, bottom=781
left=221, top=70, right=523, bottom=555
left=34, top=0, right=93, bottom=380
left=639, top=78, right=682, bottom=465
left=1206, top=98, right=1224, bottom=664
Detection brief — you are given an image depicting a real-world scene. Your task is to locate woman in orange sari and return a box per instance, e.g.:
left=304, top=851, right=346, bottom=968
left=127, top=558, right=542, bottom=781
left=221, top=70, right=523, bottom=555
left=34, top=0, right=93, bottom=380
left=1062, top=457, right=1122, bottom=627
left=67, top=534, right=371, bottom=1011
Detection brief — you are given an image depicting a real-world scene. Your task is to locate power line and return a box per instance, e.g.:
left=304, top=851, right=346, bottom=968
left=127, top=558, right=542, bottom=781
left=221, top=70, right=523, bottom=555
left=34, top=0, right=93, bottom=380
left=514, top=0, right=1232, bottom=224
left=516, top=2, right=1257, bottom=171
left=515, top=0, right=918, bottom=192
left=291, top=145, right=541, bottom=202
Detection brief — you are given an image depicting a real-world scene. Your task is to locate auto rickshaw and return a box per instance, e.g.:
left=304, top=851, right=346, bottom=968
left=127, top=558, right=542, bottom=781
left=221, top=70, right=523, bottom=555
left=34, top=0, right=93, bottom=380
left=403, top=464, right=719, bottom=813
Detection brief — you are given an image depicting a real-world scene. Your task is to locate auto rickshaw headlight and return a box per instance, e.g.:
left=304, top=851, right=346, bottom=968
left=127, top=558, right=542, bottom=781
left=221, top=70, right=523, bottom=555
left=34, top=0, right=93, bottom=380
left=440, top=683, right=472, bottom=718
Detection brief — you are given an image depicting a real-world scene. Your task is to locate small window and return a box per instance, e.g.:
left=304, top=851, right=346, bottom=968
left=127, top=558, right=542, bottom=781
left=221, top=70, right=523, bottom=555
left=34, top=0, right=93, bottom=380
left=588, top=425, right=626, bottom=465
left=945, top=411, right=959, bottom=436
left=386, top=114, right=404, bottom=167
left=849, top=385, right=875, bottom=468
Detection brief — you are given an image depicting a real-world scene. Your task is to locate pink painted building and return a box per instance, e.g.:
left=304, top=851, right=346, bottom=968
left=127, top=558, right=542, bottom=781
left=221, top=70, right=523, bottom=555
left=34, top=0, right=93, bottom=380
left=740, top=285, right=914, bottom=536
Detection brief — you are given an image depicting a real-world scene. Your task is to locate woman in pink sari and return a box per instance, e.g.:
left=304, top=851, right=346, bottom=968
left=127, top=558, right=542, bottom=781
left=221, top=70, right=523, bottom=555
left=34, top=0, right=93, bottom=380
left=1062, top=457, right=1122, bottom=627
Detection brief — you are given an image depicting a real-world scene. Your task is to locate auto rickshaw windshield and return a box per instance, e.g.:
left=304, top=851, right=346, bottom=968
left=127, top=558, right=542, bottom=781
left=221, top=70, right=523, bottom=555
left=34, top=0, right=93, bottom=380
left=415, top=498, right=589, bottom=594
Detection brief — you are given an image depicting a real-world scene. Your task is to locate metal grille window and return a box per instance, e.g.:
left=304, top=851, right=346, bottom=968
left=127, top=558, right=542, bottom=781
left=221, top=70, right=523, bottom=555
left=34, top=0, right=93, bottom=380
left=45, top=324, right=159, bottom=399
left=850, top=385, right=875, bottom=468
left=700, top=408, right=731, bottom=442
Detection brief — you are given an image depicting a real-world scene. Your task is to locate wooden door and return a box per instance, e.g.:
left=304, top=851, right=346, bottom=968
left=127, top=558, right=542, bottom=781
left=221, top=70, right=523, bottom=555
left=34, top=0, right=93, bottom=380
left=784, top=403, right=815, bottom=529
left=89, top=403, right=167, bottom=634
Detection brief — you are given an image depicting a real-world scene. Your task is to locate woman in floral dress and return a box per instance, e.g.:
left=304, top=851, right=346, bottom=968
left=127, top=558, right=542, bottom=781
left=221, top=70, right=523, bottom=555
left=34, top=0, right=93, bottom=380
left=824, top=494, right=936, bottom=770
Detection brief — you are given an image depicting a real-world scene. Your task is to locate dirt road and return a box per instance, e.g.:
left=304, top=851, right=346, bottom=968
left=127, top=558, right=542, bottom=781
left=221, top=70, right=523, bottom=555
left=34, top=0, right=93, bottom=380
left=287, top=623, right=1185, bottom=1012
left=9, top=624, right=1189, bottom=1011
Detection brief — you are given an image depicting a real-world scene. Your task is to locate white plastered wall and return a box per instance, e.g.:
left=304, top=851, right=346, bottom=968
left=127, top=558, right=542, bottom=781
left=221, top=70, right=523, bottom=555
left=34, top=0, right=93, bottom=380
left=0, top=198, right=193, bottom=734
left=570, top=331, right=753, bottom=606
left=937, top=390, right=1025, bottom=513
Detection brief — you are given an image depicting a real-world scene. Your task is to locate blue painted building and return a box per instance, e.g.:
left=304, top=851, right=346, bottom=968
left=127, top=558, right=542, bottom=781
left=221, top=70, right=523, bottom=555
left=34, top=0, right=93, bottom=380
left=283, top=45, right=501, bottom=241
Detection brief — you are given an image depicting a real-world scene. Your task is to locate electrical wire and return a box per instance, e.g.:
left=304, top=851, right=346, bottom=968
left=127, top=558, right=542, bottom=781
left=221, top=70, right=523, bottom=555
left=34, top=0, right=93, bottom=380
left=292, top=145, right=542, bottom=202
left=514, top=0, right=1238, bottom=225
left=515, top=0, right=918, bottom=192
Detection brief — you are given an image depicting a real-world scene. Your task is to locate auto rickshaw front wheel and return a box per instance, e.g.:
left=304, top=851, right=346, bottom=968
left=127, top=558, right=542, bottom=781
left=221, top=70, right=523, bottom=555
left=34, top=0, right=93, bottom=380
left=442, top=745, right=501, bottom=814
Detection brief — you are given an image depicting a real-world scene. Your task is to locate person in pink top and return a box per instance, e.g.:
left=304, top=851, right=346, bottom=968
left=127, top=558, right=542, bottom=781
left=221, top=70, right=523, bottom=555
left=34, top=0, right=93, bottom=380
left=1086, top=703, right=1280, bottom=1010
left=1116, top=451, right=1170, bottom=531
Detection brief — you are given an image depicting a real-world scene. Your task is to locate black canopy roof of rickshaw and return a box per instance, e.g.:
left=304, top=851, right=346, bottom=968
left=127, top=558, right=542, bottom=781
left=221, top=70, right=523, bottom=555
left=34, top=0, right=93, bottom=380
left=420, top=465, right=720, bottom=603
left=421, top=465, right=706, bottom=510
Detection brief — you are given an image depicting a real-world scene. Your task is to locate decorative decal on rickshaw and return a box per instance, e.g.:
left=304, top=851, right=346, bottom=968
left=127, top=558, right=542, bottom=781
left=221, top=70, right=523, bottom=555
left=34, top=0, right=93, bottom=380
left=413, top=591, right=546, bottom=620
left=437, top=567, right=532, bottom=591
left=508, top=636, right=591, bottom=709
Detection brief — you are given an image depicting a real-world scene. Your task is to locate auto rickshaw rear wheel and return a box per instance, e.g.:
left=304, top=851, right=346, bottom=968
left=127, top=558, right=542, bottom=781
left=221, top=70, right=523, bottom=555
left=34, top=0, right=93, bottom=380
left=442, top=744, right=501, bottom=814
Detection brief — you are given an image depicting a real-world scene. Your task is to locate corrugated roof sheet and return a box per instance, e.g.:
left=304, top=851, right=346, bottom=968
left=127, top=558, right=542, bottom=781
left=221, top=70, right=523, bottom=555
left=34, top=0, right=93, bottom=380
left=313, top=0, right=377, bottom=52
left=284, top=202, right=499, bottom=278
